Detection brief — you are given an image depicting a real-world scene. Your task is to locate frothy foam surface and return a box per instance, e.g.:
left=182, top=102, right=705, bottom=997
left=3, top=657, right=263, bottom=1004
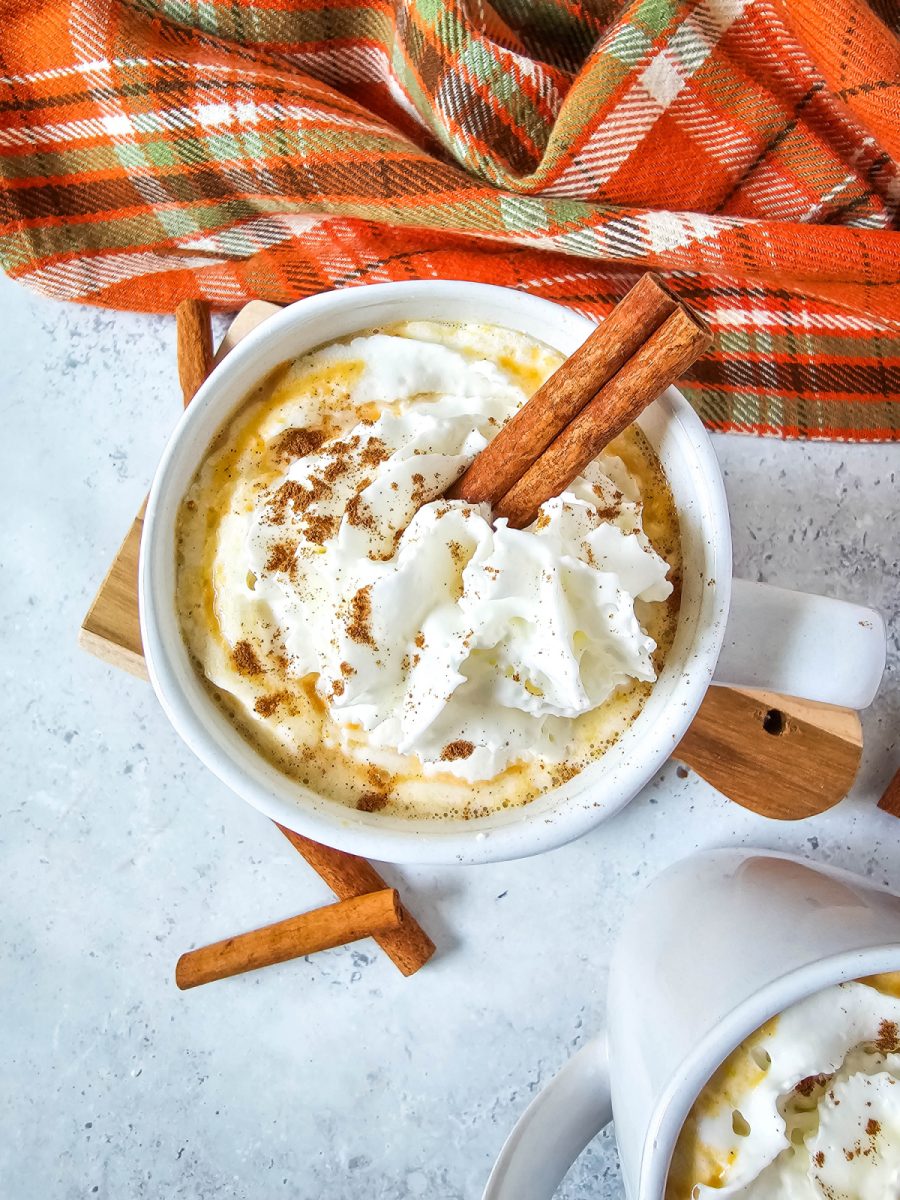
left=667, top=975, right=900, bottom=1200
left=176, top=320, right=681, bottom=818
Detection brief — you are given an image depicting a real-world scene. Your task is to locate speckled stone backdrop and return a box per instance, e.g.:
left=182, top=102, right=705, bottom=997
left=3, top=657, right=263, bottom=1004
left=1, top=271, right=897, bottom=1200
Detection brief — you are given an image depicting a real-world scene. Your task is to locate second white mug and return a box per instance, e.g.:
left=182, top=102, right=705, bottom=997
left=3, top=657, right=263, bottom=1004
left=484, top=848, right=900, bottom=1199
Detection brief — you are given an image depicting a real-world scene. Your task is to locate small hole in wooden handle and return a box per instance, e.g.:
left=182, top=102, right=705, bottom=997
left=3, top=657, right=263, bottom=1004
left=762, top=708, right=786, bottom=735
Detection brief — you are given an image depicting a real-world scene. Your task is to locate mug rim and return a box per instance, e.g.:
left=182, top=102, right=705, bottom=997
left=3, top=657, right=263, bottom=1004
left=642, top=938, right=900, bottom=1198
left=139, top=280, right=732, bottom=865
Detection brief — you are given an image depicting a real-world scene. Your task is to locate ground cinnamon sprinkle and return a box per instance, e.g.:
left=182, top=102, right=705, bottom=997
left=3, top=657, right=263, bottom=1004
left=594, top=503, right=622, bottom=522
left=330, top=678, right=345, bottom=698
left=795, top=1074, right=828, bottom=1097
left=317, top=435, right=360, bottom=484
left=346, top=585, right=375, bottom=646
left=408, top=469, right=443, bottom=510
left=360, top=437, right=388, bottom=468
left=267, top=479, right=323, bottom=524
left=866, top=1118, right=880, bottom=1136
left=366, top=764, right=391, bottom=788
left=232, top=640, right=263, bottom=676
left=265, top=540, right=297, bottom=573
left=254, top=691, right=289, bottom=717
left=302, top=512, right=339, bottom=545
left=414, top=632, right=425, bottom=649
left=345, top=491, right=374, bottom=530
left=550, top=762, right=580, bottom=786
left=877, top=1019, right=899, bottom=1053
left=323, top=458, right=348, bottom=484
left=441, top=740, right=475, bottom=761
left=271, top=427, right=325, bottom=462
left=340, top=661, right=355, bottom=676
left=356, top=792, right=388, bottom=812
left=813, top=1152, right=825, bottom=1168
left=271, top=648, right=292, bottom=675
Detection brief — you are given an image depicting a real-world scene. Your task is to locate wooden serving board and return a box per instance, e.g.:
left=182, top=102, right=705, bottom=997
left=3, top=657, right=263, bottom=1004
left=79, top=304, right=863, bottom=822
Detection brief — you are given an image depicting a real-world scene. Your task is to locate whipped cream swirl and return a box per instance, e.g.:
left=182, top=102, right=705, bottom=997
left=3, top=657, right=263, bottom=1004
left=208, top=330, right=672, bottom=782
left=671, top=979, right=900, bottom=1200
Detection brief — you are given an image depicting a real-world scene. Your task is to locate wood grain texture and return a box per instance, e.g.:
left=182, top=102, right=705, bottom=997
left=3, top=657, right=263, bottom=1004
left=878, top=767, right=900, bottom=818
left=674, top=686, right=862, bottom=820
left=276, top=826, right=435, bottom=976
left=213, top=300, right=282, bottom=363
left=79, top=300, right=863, bottom=824
left=78, top=500, right=148, bottom=679
left=175, top=888, right=402, bottom=989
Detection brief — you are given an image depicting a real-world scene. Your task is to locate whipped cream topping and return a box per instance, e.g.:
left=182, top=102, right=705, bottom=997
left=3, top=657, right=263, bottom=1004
left=669, top=979, right=900, bottom=1200
left=203, top=328, right=672, bottom=783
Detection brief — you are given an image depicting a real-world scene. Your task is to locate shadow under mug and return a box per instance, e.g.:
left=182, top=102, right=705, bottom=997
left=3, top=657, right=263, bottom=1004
left=484, top=848, right=900, bottom=1199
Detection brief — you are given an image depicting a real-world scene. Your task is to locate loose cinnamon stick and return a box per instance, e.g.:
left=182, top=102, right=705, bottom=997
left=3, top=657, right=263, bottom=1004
left=494, top=304, right=712, bottom=529
left=878, top=768, right=900, bottom=818
left=277, top=826, right=436, bottom=976
left=175, top=888, right=402, bottom=989
left=447, top=273, right=680, bottom=507
left=175, top=299, right=213, bottom=407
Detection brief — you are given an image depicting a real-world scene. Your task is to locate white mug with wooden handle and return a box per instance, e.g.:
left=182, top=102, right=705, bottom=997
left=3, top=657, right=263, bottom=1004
left=140, top=282, right=886, bottom=864
left=484, top=849, right=900, bottom=1200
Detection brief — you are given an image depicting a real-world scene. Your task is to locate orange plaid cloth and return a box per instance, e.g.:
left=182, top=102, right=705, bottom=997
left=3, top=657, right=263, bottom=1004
left=1, top=0, right=898, bottom=438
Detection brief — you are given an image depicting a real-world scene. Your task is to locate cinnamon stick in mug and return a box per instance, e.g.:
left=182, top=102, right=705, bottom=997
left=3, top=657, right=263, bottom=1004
left=446, top=273, right=679, bottom=507
left=494, top=304, right=711, bottom=530
left=175, top=888, right=402, bottom=989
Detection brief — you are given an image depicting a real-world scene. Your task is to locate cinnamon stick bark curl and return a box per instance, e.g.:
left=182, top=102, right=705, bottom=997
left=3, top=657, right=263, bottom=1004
left=447, top=273, right=679, bottom=507
left=493, top=305, right=711, bottom=530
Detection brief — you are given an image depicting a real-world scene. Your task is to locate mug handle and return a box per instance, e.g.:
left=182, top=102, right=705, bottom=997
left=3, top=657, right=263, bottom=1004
left=482, top=1035, right=612, bottom=1200
left=714, top=579, right=886, bottom=710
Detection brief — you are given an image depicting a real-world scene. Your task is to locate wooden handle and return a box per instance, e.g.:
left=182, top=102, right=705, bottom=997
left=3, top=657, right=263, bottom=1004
left=277, top=826, right=436, bottom=976
left=175, top=299, right=213, bottom=407
left=447, top=273, right=680, bottom=508
left=675, top=688, right=862, bottom=820
left=175, top=888, right=402, bottom=989
left=878, top=767, right=900, bottom=818
left=494, top=304, right=712, bottom=529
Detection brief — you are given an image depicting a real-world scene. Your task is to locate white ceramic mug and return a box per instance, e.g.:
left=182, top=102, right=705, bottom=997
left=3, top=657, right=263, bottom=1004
left=484, top=848, right=900, bottom=1200
left=139, top=283, right=886, bottom=865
